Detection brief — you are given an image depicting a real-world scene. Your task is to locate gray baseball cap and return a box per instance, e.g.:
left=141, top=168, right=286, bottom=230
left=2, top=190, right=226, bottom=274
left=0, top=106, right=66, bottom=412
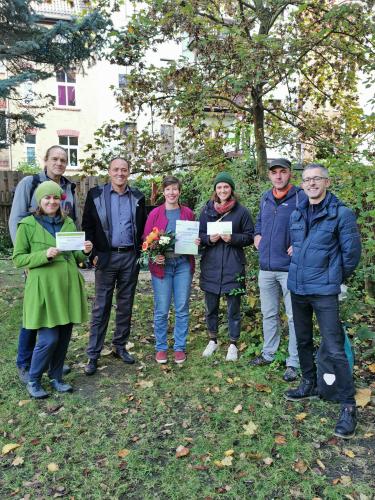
left=269, top=158, right=292, bottom=170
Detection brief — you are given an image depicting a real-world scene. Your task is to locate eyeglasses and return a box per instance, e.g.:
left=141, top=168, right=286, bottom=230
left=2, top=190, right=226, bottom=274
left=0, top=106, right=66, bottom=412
left=302, top=176, right=328, bottom=184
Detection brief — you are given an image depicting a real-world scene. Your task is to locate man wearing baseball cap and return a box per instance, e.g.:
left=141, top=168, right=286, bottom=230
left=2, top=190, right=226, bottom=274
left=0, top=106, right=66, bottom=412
left=249, top=158, right=306, bottom=381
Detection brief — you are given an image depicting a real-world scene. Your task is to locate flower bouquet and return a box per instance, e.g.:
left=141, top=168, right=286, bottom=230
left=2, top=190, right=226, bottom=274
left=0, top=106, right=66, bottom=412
left=138, top=227, right=175, bottom=266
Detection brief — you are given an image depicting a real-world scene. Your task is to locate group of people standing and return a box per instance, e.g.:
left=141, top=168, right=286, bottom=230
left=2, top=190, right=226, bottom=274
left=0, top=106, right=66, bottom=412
left=9, top=146, right=361, bottom=440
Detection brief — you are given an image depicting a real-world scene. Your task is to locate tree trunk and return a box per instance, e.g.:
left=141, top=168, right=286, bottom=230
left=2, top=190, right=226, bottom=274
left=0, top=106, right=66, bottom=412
left=252, top=90, right=267, bottom=178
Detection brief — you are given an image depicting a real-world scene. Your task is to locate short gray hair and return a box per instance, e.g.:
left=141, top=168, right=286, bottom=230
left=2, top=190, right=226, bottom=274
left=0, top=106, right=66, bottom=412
left=109, top=157, right=131, bottom=170
left=303, top=163, right=329, bottom=178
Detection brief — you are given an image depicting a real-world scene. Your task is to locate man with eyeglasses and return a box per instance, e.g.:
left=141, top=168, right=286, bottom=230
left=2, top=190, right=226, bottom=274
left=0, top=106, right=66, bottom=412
left=250, top=158, right=305, bottom=382
left=285, top=163, right=361, bottom=439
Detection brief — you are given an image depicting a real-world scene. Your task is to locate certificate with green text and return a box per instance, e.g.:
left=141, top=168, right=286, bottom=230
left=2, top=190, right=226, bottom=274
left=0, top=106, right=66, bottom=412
left=175, top=220, right=200, bottom=255
left=56, top=232, right=85, bottom=251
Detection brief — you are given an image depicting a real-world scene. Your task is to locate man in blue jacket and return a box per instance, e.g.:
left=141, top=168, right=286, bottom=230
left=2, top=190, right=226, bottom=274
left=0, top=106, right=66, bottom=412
left=285, top=163, right=361, bottom=439
left=250, top=158, right=304, bottom=382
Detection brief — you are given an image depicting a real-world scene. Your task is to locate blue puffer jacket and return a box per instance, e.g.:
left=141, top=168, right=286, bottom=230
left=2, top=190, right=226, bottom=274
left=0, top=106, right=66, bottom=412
left=255, top=186, right=306, bottom=271
left=287, top=192, right=361, bottom=296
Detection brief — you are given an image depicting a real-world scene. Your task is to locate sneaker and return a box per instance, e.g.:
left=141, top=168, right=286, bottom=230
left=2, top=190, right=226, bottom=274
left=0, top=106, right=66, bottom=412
left=334, top=405, right=357, bottom=439
left=17, top=366, right=29, bottom=384
left=202, top=340, right=218, bottom=357
left=226, top=344, right=238, bottom=361
left=26, top=381, right=49, bottom=399
left=155, top=351, right=168, bottom=364
left=284, top=378, right=319, bottom=401
left=249, top=355, right=272, bottom=367
left=50, top=379, right=73, bottom=393
left=84, top=358, right=97, bottom=376
left=174, top=351, right=186, bottom=364
left=283, top=366, right=298, bottom=382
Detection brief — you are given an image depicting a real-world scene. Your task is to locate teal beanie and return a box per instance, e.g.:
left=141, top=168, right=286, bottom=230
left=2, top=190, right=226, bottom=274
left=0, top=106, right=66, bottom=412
left=213, top=172, right=235, bottom=191
left=35, top=181, right=64, bottom=204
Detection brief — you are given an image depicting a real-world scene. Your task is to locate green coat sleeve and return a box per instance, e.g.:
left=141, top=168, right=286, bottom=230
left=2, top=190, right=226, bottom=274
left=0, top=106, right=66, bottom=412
left=12, top=224, right=50, bottom=269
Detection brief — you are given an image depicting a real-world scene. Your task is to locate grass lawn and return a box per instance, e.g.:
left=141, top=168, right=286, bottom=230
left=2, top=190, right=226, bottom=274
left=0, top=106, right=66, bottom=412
left=0, top=258, right=374, bottom=499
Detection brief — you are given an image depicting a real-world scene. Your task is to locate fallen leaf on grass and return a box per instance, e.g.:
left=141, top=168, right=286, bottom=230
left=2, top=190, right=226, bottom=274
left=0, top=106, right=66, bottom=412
left=243, top=421, right=258, bottom=436
left=233, top=404, right=243, bottom=414
left=11, top=456, right=24, bottom=466
left=332, top=475, right=352, bottom=486
left=355, top=388, right=371, bottom=408
left=239, top=342, right=247, bottom=352
left=293, top=459, right=308, bottom=474
left=214, top=456, right=233, bottom=467
left=364, top=432, right=374, bottom=438
left=191, top=464, right=209, bottom=471
left=343, top=449, right=355, bottom=458
left=274, top=434, right=287, bottom=445
left=367, top=363, right=375, bottom=373
left=295, top=412, right=307, bottom=421
left=264, top=401, right=273, bottom=409
left=101, top=348, right=112, bottom=356
left=263, top=457, right=273, bottom=466
left=316, top=459, right=326, bottom=470
left=175, top=445, right=190, bottom=458
left=18, top=400, right=31, bottom=407
left=224, top=449, right=234, bottom=456
left=2, top=443, right=20, bottom=455
left=137, top=380, right=154, bottom=389
left=216, top=485, right=232, bottom=493
left=117, top=449, right=130, bottom=458
left=255, top=383, right=272, bottom=393
left=47, top=463, right=59, bottom=472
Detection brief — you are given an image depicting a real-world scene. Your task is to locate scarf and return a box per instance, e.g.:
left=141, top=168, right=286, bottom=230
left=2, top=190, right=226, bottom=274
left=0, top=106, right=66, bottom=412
left=214, top=198, right=236, bottom=215
left=272, top=183, right=292, bottom=200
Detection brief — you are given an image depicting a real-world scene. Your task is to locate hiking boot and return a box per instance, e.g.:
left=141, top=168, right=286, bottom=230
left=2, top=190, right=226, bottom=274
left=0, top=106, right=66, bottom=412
left=174, top=351, right=186, bottom=364
left=334, top=405, right=357, bottom=439
left=62, top=364, right=71, bottom=375
left=284, top=378, right=319, bottom=401
left=17, top=366, right=29, bottom=384
left=283, top=366, right=298, bottom=382
left=202, top=340, right=218, bottom=357
left=249, top=355, right=272, bottom=367
left=226, top=344, right=238, bottom=361
left=50, top=379, right=73, bottom=393
left=155, top=351, right=168, bottom=364
left=84, top=359, right=97, bottom=376
left=27, top=381, right=49, bottom=399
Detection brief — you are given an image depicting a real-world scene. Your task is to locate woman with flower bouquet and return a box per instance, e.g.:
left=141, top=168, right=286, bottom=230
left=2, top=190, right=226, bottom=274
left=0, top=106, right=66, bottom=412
left=142, top=176, right=199, bottom=364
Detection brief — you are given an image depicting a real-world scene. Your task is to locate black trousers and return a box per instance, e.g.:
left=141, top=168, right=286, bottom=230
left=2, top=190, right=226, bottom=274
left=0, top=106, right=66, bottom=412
left=204, top=291, right=241, bottom=342
left=291, top=292, right=355, bottom=405
left=87, top=251, right=139, bottom=360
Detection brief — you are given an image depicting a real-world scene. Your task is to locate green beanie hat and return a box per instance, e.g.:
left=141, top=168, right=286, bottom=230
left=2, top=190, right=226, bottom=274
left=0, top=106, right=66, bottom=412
left=213, top=171, right=235, bottom=191
left=35, top=181, right=64, bottom=204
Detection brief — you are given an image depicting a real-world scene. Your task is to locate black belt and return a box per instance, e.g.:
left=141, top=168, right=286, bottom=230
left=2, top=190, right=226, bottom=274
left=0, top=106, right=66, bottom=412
left=111, top=246, right=134, bottom=253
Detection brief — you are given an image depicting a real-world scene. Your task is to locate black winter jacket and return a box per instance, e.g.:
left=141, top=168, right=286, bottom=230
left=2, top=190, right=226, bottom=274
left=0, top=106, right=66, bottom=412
left=199, top=200, right=254, bottom=294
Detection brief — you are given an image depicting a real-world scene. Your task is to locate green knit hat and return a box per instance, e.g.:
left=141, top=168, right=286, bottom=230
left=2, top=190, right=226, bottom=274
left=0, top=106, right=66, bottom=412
left=35, top=181, right=64, bottom=204
left=213, top=171, right=235, bottom=191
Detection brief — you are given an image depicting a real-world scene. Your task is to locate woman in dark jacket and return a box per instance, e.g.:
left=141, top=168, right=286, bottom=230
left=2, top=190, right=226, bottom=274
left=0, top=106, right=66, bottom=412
left=199, top=172, right=254, bottom=361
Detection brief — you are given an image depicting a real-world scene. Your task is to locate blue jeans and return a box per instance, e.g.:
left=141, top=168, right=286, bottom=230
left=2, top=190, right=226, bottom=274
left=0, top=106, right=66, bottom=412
left=291, top=293, right=355, bottom=405
left=29, top=324, right=73, bottom=383
left=16, top=327, right=37, bottom=369
left=151, top=257, right=192, bottom=352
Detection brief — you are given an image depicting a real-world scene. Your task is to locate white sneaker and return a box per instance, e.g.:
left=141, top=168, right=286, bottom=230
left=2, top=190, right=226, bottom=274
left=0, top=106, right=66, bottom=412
left=202, top=340, right=218, bottom=357
left=226, top=344, right=238, bottom=361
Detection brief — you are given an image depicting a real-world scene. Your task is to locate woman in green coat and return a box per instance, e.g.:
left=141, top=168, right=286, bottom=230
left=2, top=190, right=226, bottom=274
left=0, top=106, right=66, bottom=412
left=13, top=181, right=93, bottom=399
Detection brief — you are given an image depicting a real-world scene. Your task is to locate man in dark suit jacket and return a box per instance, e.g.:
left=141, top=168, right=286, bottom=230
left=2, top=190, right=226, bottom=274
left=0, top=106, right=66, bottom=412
left=82, top=157, right=147, bottom=375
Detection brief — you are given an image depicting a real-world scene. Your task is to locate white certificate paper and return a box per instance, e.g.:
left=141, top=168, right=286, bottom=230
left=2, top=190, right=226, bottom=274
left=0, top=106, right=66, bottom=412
left=207, top=221, right=232, bottom=235
left=175, top=220, right=200, bottom=255
left=56, top=232, right=85, bottom=251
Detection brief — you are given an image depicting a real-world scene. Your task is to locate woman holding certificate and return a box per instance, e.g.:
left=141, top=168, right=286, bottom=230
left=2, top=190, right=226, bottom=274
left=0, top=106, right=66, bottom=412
left=199, top=172, right=254, bottom=361
left=143, top=176, right=199, bottom=365
left=13, top=181, right=92, bottom=399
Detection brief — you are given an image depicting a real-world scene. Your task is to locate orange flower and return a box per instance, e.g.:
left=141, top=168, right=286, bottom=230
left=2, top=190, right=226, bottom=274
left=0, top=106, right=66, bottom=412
left=142, top=241, right=149, bottom=251
left=152, top=227, right=159, bottom=234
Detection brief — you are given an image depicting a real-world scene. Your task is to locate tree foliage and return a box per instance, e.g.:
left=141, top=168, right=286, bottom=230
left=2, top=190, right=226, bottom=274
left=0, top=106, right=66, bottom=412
left=0, top=0, right=110, bottom=144
left=84, top=0, right=375, bottom=177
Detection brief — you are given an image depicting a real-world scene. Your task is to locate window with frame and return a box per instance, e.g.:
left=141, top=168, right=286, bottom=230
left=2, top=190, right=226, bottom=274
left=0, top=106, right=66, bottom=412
left=59, top=136, right=78, bottom=167
left=160, top=124, right=174, bottom=153
left=56, top=69, right=76, bottom=106
left=25, top=133, right=36, bottom=163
